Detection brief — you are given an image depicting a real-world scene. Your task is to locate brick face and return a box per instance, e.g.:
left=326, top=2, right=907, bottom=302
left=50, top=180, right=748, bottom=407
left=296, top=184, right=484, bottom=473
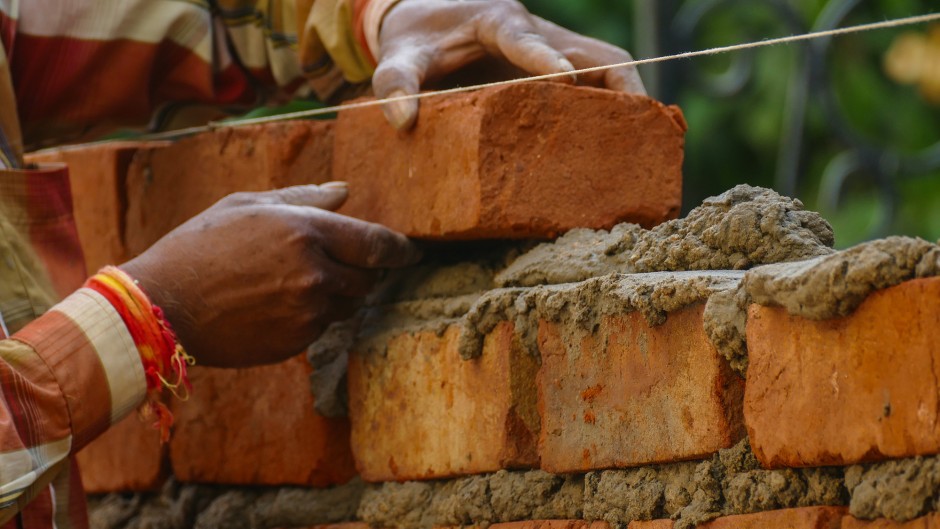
left=347, top=321, right=539, bottom=482
left=124, top=121, right=333, bottom=256
left=490, top=521, right=610, bottom=529
left=26, top=142, right=155, bottom=274
left=76, top=412, right=166, bottom=493
left=842, top=515, right=940, bottom=528
left=169, top=355, right=356, bottom=486
left=745, top=278, right=940, bottom=468
left=333, top=82, right=684, bottom=239
left=537, top=304, right=745, bottom=473
left=627, top=521, right=674, bottom=529
left=699, top=507, right=847, bottom=529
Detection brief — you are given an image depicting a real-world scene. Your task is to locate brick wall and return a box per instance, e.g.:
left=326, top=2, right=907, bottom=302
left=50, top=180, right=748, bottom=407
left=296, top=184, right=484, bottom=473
left=27, top=84, right=940, bottom=529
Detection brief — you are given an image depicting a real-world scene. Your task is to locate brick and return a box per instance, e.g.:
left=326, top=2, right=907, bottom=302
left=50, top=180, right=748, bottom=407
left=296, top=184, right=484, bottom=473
left=76, top=412, right=166, bottom=493
left=295, top=524, right=372, bottom=529
left=699, top=507, right=847, bottom=529
left=537, top=304, right=745, bottom=473
left=627, top=521, right=674, bottom=529
left=169, top=354, right=356, bottom=486
left=26, top=142, right=156, bottom=274
left=842, top=515, right=940, bottom=528
left=347, top=321, right=539, bottom=481
left=745, top=277, right=940, bottom=468
left=333, top=82, right=685, bottom=239
left=125, top=120, right=333, bottom=255
left=490, top=521, right=610, bottom=529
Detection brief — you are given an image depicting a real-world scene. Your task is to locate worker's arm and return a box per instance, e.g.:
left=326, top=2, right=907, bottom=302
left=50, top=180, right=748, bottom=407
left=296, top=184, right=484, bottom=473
left=0, top=183, right=419, bottom=522
left=0, top=287, right=147, bottom=525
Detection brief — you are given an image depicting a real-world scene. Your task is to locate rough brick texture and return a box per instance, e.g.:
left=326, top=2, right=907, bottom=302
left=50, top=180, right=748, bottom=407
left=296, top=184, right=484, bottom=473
left=699, top=507, right=847, bottom=529
left=746, top=278, right=940, bottom=468
left=125, top=121, right=333, bottom=255
left=26, top=142, right=155, bottom=273
left=334, top=82, right=685, bottom=239
left=537, top=304, right=745, bottom=472
left=627, top=521, right=674, bottom=529
left=76, top=413, right=165, bottom=493
left=347, top=321, right=540, bottom=482
left=170, top=355, right=356, bottom=486
left=842, top=515, right=940, bottom=528
left=490, top=521, right=610, bottom=529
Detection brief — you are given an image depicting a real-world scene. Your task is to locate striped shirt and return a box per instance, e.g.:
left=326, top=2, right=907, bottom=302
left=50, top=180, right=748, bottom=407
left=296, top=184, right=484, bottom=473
left=0, top=1, right=398, bottom=527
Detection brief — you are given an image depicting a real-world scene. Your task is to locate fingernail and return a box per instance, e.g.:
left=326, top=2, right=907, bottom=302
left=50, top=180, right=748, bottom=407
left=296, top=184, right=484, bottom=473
left=384, top=90, right=418, bottom=130
left=322, top=181, right=348, bottom=189
left=558, top=58, right=577, bottom=83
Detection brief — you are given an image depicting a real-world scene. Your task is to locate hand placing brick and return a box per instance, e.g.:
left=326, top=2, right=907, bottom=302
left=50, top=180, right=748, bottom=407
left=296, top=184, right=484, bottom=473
left=334, top=82, right=685, bottom=239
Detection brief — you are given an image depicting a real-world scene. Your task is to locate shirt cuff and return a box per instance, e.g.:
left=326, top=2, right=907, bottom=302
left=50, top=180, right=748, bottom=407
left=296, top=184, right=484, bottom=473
left=13, top=288, right=147, bottom=449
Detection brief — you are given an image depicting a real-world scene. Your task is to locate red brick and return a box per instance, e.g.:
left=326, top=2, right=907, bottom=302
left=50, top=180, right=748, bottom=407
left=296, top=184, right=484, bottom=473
left=295, top=524, right=372, bottom=529
left=490, top=521, right=610, bottom=529
left=700, top=507, right=847, bottom=529
left=333, top=82, right=684, bottom=239
left=745, top=278, right=940, bottom=468
left=627, top=521, right=674, bottom=529
left=842, top=515, right=940, bottom=529
left=169, top=354, right=356, bottom=486
left=76, top=412, right=166, bottom=493
left=125, top=120, right=333, bottom=256
left=26, top=142, right=158, bottom=274
left=347, top=321, right=539, bottom=482
left=537, top=304, right=745, bottom=472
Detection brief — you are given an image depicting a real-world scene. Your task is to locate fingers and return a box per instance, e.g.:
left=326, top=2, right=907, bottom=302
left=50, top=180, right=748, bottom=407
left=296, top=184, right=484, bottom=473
left=480, top=11, right=576, bottom=83
left=604, top=63, right=647, bottom=95
left=309, top=209, right=422, bottom=269
left=373, top=46, right=433, bottom=130
left=311, top=254, right=382, bottom=298
left=262, top=182, right=350, bottom=211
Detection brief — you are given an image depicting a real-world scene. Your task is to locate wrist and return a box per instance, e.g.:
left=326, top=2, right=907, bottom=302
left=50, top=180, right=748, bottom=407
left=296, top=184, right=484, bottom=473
left=83, top=266, right=194, bottom=441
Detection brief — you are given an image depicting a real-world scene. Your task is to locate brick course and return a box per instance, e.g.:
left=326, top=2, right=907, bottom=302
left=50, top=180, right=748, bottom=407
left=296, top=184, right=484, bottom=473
left=26, top=142, right=155, bottom=273
left=169, top=355, right=356, bottom=486
left=699, top=507, right=847, bottom=529
left=124, top=121, right=333, bottom=256
left=537, top=304, right=745, bottom=472
left=842, top=515, right=940, bottom=528
left=75, top=413, right=166, bottom=493
left=347, top=322, right=539, bottom=481
left=746, top=278, right=940, bottom=468
left=333, top=82, right=685, bottom=239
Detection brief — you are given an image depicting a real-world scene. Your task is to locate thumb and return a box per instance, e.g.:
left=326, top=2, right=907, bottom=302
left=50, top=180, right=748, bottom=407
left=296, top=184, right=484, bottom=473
left=263, top=182, right=349, bottom=211
left=372, top=46, right=432, bottom=130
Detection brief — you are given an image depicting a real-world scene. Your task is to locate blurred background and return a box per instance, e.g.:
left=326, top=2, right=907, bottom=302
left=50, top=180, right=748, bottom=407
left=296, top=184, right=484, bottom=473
left=523, top=0, right=940, bottom=248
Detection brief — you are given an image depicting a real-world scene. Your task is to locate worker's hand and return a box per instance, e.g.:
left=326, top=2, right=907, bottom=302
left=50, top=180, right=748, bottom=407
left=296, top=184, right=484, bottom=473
left=374, top=0, right=646, bottom=129
left=120, top=183, right=420, bottom=368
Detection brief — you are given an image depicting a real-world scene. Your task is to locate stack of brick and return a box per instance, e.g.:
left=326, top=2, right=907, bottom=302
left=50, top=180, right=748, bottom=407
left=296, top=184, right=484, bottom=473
left=24, top=83, right=940, bottom=529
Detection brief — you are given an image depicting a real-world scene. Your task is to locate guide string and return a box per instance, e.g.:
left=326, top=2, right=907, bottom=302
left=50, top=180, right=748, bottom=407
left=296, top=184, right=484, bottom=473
left=51, top=11, right=940, bottom=148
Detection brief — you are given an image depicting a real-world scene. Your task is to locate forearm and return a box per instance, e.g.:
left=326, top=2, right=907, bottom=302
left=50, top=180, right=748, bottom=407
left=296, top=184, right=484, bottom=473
left=0, top=287, right=146, bottom=523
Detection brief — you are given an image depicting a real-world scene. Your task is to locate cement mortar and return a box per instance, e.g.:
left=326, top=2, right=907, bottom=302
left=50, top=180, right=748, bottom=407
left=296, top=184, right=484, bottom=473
left=703, top=236, right=940, bottom=376
left=87, top=478, right=364, bottom=529
left=496, top=184, right=834, bottom=288
left=845, top=456, right=940, bottom=522
left=457, top=270, right=743, bottom=360
left=357, top=470, right=582, bottom=529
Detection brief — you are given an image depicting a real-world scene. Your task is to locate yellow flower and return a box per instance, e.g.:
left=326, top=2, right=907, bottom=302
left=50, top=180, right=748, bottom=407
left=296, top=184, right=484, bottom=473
left=884, top=24, right=940, bottom=104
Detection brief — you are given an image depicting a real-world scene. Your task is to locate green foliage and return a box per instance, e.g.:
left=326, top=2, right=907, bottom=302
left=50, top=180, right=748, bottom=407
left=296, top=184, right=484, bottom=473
left=525, top=0, right=940, bottom=247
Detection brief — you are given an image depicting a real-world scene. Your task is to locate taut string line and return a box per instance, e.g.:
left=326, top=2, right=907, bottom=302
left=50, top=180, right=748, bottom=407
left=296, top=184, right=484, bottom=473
left=59, top=11, right=940, bottom=145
